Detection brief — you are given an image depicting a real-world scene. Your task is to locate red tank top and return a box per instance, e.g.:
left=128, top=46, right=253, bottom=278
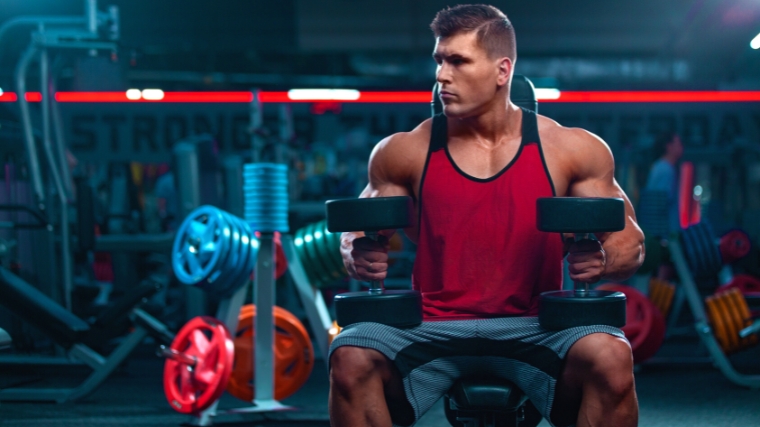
left=412, top=109, right=564, bottom=320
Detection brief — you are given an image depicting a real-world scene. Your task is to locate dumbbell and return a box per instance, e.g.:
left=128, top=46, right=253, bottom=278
left=536, top=197, right=628, bottom=330
left=325, top=196, right=422, bottom=328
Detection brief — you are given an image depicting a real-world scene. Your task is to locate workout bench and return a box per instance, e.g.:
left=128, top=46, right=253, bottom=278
left=0, top=266, right=174, bottom=402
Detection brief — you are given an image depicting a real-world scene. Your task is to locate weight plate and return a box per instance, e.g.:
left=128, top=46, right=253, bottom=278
left=302, top=223, right=335, bottom=285
left=312, top=221, right=344, bottom=281
left=227, top=304, right=314, bottom=401
left=721, top=289, right=752, bottom=351
left=538, top=290, right=627, bottom=330
left=727, top=289, right=759, bottom=348
left=705, top=297, right=731, bottom=352
left=173, top=207, right=235, bottom=292
left=334, top=290, right=423, bottom=328
left=713, top=293, right=738, bottom=351
left=294, top=227, right=322, bottom=287
left=163, top=316, right=234, bottom=415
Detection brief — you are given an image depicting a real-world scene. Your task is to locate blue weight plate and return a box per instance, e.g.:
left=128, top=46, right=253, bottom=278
left=197, top=211, right=235, bottom=293
left=242, top=191, right=289, bottom=199
left=213, top=211, right=243, bottom=296
left=229, top=215, right=256, bottom=294
left=217, top=213, right=249, bottom=296
left=243, top=167, right=287, bottom=175
left=172, top=206, right=226, bottom=286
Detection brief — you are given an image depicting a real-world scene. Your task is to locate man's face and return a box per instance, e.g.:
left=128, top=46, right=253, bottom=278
left=667, top=135, right=684, bottom=159
left=433, top=31, right=510, bottom=118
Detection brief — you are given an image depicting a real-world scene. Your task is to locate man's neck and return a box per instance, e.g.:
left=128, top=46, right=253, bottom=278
left=662, top=154, right=679, bottom=166
left=449, top=99, right=522, bottom=147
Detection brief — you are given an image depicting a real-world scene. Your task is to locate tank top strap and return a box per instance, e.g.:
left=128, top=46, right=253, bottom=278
left=520, top=107, right=540, bottom=146
left=429, top=113, right=448, bottom=152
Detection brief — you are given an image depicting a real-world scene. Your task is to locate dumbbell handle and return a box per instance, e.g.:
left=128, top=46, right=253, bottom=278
left=573, top=233, right=591, bottom=295
left=739, top=319, right=760, bottom=339
left=365, top=231, right=385, bottom=295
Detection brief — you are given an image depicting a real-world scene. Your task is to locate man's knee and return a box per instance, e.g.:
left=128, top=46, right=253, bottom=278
left=569, top=333, right=634, bottom=397
left=330, top=346, right=389, bottom=392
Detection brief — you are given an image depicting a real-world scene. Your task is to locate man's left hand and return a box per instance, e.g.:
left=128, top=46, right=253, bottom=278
left=566, top=238, right=606, bottom=284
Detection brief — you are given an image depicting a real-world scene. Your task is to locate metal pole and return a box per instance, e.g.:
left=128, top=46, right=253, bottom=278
left=253, top=233, right=276, bottom=403
left=174, top=143, right=206, bottom=318
left=40, top=44, right=73, bottom=310
left=50, top=75, right=74, bottom=200
left=250, top=90, right=263, bottom=162
left=15, top=43, right=45, bottom=208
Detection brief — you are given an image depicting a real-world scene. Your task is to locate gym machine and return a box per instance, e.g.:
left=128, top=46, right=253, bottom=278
left=0, top=0, right=120, bottom=310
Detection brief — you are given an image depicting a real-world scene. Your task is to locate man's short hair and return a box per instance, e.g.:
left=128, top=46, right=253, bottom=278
left=652, top=131, right=678, bottom=159
left=430, top=4, right=516, bottom=61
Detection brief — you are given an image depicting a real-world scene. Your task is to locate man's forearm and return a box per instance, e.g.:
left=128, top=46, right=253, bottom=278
left=601, top=233, right=645, bottom=282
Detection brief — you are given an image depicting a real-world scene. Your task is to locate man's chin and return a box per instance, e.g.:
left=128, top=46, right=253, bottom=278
left=443, top=105, right=473, bottom=119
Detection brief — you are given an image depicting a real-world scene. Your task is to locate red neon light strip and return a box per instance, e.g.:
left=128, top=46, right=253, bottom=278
left=2, top=91, right=760, bottom=103
left=546, top=91, right=760, bottom=103
left=0, top=92, right=19, bottom=102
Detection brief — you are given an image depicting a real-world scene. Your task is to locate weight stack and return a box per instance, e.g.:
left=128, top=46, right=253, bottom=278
left=243, top=163, right=289, bottom=233
left=680, top=221, right=722, bottom=279
left=637, top=189, right=669, bottom=238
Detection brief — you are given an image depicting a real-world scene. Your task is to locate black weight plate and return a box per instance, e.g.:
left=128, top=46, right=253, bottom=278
left=538, top=290, right=626, bottom=330
left=680, top=225, right=699, bottom=274
left=536, top=198, right=625, bottom=233
left=334, top=290, right=422, bottom=328
left=326, top=197, right=413, bottom=233
left=697, top=222, right=722, bottom=276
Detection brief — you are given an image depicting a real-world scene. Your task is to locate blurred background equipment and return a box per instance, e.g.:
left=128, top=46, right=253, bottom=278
left=0, top=0, right=760, bottom=426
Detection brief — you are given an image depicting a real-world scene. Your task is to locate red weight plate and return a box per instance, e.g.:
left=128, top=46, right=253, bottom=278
left=163, top=316, right=235, bottom=414
left=274, top=232, right=289, bottom=279
left=719, top=230, right=751, bottom=264
left=598, top=284, right=665, bottom=363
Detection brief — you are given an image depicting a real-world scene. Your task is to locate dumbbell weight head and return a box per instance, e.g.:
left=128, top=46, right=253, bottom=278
left=325, top=196, right=422, bottom=328
left=536, top=197, right=627, bottom=330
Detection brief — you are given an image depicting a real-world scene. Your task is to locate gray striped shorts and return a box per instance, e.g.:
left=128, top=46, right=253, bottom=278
left=329, top=317, right=625, bottom=427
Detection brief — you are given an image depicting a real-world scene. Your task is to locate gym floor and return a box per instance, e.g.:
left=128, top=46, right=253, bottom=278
left=1, top=337, right=758, bottom=427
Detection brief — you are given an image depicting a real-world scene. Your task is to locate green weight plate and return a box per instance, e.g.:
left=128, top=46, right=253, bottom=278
left=325, top=227, right=346, bottom=272
left=302, top=223, right=336, bottom=286
left=294, top=226, right=323, bottom=287
left=313, top=221, right=344, bottom=280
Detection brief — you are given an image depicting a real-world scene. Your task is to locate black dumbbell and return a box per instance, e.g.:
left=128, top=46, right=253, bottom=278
left=325, top=196, right=422, bottom=328
left=536, top=197, right=627, bottom=330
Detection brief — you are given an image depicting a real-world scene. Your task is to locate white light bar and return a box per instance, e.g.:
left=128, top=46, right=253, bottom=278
left=751, top=32, right=760, bottom=50
left=141, top=89, right=165, bottom=100
left=287, top=89, right=361, bottom=101
left=0, top=87, right=3, bottom=96
left=126, top=89, right=141, bottom=100
left=535, top=88, right=561, bottom=100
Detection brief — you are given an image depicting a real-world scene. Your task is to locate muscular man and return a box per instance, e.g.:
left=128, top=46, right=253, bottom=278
left=329, top=5, right=644, bottom=427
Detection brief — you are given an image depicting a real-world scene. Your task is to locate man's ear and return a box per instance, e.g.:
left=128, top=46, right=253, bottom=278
left=496, top=57, right=512, bottom=86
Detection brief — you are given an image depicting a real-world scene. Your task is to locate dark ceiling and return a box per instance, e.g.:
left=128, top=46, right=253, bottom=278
left=1, top=0, right=759, bottom=90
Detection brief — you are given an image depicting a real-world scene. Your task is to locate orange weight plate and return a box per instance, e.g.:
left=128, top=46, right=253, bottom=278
left=227, top=304, right=314, bottom=401
left=713, top=292, right=740, bottom=352
left=705, top=297, right=731, bottom=352
left=725, top=289, right=758, bottom=349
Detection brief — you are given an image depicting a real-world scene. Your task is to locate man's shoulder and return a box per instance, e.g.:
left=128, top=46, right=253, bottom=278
left=373, top=118, right=432, bottom=158
left=536, top=114, right=610, bottom=156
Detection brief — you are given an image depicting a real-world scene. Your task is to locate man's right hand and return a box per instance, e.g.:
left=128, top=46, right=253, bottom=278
left=342, top=233, right=391, bottom=282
